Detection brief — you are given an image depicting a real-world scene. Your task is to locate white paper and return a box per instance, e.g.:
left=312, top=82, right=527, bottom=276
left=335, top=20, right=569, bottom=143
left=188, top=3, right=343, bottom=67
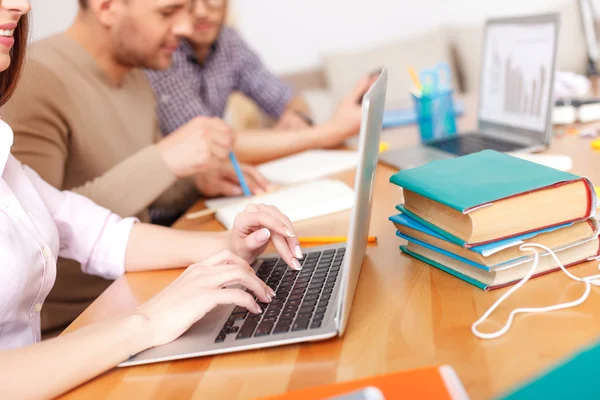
left=257, top=150, right=359, bottom=185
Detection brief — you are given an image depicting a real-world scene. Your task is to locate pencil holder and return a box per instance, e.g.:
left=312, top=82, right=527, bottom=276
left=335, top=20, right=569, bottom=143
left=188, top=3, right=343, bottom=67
left=412, top=89, right=457, bottom=143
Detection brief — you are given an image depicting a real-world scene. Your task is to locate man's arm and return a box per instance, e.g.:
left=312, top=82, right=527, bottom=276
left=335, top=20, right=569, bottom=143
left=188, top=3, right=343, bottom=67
left=234, top=76, right=371, bottom=164
left=274, top=95, right=314, bottom=130
left=3, top=60, right=177, bottom=218
left=234, top=125, right=331, bottom=164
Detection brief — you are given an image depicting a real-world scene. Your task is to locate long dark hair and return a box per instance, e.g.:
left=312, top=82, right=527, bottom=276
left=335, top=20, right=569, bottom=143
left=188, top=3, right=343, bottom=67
left=0, top=13, right=28, bottom=106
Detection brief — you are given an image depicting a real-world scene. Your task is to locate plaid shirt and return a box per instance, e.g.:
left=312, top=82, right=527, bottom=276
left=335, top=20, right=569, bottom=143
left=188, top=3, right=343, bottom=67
left=146, top=27, right=295, bottom=136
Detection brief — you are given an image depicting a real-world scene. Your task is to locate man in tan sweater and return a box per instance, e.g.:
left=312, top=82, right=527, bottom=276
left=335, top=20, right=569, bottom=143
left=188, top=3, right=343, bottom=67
left=2, top=0, right=268, bottom=335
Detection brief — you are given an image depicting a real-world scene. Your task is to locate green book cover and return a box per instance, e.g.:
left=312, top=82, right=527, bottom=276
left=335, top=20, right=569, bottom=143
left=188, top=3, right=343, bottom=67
left=400, top=245, right=488, bottom=290
left=390, top=150, right=582, bottom=212
left=499, top=339, right=600, bottom=399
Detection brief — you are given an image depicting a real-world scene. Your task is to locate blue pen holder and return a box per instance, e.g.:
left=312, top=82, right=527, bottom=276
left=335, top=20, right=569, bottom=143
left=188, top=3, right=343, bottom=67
left=413, top=89, right=458, bottom=143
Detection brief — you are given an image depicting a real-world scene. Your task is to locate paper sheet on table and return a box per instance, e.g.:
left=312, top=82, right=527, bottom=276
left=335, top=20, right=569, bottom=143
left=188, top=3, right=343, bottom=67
left=257, top=150, right=359, bottom=185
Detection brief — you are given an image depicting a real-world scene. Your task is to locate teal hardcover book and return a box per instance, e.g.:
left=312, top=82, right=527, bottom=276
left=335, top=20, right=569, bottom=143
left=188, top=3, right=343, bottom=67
left=390, top=150, right=585, bottom=212
left=389, top=150, right=595, bottom=247
left=500, top=339, right=600, bottom=399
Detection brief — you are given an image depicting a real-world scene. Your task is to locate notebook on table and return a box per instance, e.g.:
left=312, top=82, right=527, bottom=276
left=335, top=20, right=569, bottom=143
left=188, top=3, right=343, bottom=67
left=205, top=179, right=354, bottom=230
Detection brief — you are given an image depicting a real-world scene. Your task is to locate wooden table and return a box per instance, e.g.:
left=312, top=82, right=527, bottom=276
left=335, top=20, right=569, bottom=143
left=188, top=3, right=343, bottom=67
left=61, top=110, right=600, bottom=400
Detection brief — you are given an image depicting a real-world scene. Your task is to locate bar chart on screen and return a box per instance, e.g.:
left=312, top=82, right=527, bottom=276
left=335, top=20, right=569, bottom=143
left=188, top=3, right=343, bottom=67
left=503, top=57, right=546, bottom=117
left=479, top=22, right=556, bottom=131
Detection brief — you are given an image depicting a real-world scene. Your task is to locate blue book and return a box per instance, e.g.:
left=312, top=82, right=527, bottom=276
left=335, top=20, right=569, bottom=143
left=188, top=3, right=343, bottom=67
left=389, top=213, right=586, bottom=270
left=399, top=235, right=599, bottom=291
left=391, top=213, right=599, bottom=290
left=390, top=213, right=573, bottom=258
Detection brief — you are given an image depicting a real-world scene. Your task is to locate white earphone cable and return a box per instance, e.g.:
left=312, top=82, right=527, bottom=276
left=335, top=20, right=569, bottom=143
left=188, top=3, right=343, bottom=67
left=472, top=242, right=600, bottom=339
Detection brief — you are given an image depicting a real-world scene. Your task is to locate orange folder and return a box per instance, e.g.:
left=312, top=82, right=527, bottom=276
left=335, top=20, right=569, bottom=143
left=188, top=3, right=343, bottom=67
left=262, top=365, right=469, bottom=400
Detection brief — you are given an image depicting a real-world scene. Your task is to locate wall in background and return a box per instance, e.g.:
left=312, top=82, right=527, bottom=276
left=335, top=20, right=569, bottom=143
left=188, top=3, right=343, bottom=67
left=28, top=0, right=580, bottom=74
left=232, top=0, right=573, bottom=74
left=30, top=0, right=78, bottom=42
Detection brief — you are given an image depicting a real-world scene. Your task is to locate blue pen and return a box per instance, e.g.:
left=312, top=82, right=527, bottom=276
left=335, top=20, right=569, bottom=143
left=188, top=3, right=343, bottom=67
left=229, top=152, right=252, bottom=197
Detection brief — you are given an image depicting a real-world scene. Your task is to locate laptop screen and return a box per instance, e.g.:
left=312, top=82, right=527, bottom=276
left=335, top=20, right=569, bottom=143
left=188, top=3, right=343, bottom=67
left=478, top=17, right=558, bottom=134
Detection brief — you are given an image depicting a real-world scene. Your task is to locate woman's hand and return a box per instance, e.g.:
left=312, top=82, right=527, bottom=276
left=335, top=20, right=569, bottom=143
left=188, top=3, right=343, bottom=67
left=136, top=261, right=276, bottom=348
left=228, top=204, right=303, bottom=270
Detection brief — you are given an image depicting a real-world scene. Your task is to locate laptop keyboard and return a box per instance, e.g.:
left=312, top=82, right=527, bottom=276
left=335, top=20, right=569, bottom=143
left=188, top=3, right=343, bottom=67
left=215, top=248, right=345, bottom=343
left=428, top=133, right=523, bottom=156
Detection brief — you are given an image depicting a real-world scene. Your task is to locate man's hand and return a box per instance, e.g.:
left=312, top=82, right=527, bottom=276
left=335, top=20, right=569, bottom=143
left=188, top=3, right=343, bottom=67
left=194, top=163, right=275, bottom=197
left=156, top=117, right=235, bottom=178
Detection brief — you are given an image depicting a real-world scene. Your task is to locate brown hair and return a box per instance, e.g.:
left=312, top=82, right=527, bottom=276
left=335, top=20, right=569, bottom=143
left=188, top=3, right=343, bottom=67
left=78, top=0, right=88, bottom=8
left=0, top=13, right=28, bottom=106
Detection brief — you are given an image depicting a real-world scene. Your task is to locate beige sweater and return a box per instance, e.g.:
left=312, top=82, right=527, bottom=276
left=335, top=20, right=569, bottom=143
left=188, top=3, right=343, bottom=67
left=2, top=33, right=196, bottom=334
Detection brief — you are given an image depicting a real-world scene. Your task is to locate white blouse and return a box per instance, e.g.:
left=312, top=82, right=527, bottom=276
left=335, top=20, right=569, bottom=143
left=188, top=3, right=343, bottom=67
left=0, top=120, right=137, bottom=349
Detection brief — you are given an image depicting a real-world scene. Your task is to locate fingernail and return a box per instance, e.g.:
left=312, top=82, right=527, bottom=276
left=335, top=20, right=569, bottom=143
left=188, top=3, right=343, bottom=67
left=285, top=229, right=296, bottom=238
left=256, top=305, right=263, bottom=314
left=269, top=288, right=276, bottom=297
left=292, top=259, right=302, bottom=270
left=294, top=246, right=303, bottom=259
left=258, top=228, right=271, bottom=242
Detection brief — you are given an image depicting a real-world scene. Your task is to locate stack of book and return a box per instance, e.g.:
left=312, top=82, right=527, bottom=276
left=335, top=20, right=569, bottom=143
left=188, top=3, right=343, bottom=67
left=389, top=150, right=600, bottom=291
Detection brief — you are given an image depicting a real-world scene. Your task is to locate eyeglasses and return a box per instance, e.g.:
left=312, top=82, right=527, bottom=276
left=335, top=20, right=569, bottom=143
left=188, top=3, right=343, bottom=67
left=200, top=0, right=226, bottom=9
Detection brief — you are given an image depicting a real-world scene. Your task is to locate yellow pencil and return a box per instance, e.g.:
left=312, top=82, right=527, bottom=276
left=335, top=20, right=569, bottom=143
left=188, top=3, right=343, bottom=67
left=408, top=67, right=422, bottom=90
left=299, top=236, right=377, bottom=244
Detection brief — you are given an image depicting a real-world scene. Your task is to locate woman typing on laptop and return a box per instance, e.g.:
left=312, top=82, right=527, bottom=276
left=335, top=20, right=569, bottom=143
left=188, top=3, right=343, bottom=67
left=0, top=2, right=302, bottom=398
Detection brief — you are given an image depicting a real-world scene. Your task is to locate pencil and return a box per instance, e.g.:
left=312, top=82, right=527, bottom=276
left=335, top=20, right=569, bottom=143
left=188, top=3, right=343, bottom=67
left=186, top=208, right=217, bottom=220
left=299, top=236, right=377, bottom=244
left=229, top=152, right=251, bottom=197
left=407, top=67, right=422, bottom=90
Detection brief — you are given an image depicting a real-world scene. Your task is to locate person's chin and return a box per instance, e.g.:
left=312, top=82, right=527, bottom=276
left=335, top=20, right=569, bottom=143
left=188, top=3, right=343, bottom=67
left=147, top=56, right=173, bottom=71
left=0, top=53, right=11, bottom=72
left=191, top=31, right=218, bottom=46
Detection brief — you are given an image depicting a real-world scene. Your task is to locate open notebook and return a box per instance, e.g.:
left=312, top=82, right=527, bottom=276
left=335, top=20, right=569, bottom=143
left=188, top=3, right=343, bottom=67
left=205, top=179, right=354, bottom=230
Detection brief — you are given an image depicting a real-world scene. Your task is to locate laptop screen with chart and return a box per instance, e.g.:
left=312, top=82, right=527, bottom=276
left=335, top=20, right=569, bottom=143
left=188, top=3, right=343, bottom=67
left=478, top=15, right=558, bottom=143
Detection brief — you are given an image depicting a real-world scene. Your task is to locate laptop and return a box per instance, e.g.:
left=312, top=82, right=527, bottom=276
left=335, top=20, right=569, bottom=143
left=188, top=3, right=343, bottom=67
left=119, top=68, right=388, bottom=367
left=380, top=14, right=559, bottom=170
